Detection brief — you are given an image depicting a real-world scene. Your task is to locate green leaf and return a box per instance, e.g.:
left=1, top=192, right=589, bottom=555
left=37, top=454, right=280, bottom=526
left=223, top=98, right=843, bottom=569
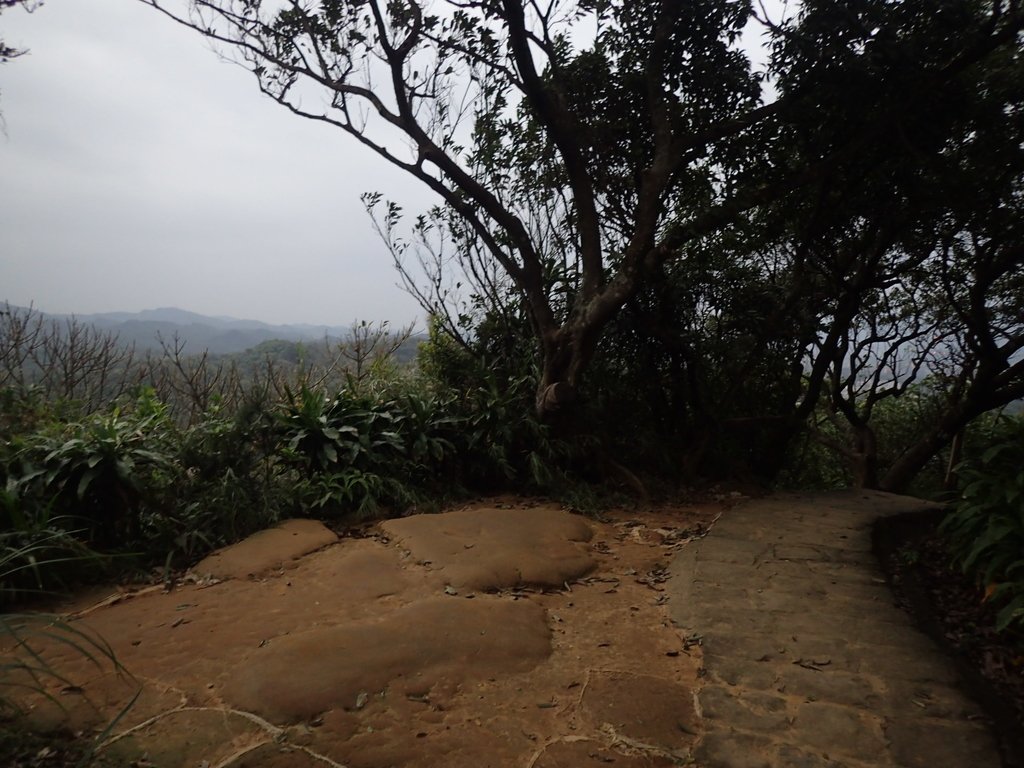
left=322, top=443, right=338, bottom=465
left=76, top=468, right=99, bottom=500
left=962, top=522, right=1014, bottom=570
left=982, top=443, right=1010, bottom=464
left=995, top=592, right=1024, bottom=633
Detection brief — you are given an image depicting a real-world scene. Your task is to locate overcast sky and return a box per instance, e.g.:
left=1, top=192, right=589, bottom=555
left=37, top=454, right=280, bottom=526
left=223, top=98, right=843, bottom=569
left=1, top=2, right=782, bottom=328
left=0, top=0, right=433, bottom=326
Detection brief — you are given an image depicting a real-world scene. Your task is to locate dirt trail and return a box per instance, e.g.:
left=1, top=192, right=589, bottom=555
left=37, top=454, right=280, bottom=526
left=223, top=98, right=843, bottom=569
left=13, top=498, right=719, bottom=767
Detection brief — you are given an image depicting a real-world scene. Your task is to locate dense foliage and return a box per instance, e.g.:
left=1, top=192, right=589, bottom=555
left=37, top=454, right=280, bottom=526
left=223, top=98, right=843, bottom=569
left=0, top=307, right=588, bottom=607
left=139, top=0, right=1023, bottom=443
left=941, top=417, right=1024, bottom=639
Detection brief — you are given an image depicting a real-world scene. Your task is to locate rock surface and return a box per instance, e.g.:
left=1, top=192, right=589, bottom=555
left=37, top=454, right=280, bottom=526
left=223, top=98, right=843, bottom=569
left=192, top=518, right=338, bottom=580
left=8, top=492, right=1004, bottom=768
left=221, top=596, right=552, bottom=723
left=669, top=490, right=1002, bottom=768
left=16, top=499, right=702, bottom=767
left=380, top=504, right=596, bottom=589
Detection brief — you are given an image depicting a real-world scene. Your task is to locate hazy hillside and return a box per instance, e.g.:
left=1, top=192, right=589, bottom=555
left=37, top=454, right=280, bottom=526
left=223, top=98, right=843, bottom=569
left=8, top=305, right=422, bottom=357
left=69, top=307, right=355, bottom=354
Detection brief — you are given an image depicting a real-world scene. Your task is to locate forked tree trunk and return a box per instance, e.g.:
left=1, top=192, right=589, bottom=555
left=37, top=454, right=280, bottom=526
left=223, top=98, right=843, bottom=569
left=533, top=311, right=608, bottom=420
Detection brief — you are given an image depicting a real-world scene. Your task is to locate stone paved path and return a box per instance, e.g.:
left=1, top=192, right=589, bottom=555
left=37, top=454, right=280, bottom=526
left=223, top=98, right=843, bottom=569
left=669, top=490, right=1002, bottom=768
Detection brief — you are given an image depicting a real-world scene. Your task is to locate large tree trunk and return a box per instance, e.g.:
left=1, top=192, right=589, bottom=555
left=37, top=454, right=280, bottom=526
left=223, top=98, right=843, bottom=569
left=534, top=334, right=580, bottom=419
left=880, top=408, right=966, bottom=494
left=849, top=423, right=880, bottom=490
left=533, top=297, right=620, bottom=420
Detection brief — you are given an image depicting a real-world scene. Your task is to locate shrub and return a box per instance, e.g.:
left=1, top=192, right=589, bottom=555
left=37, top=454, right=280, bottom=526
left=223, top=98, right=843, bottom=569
left=275, top=384, right=439, bottom=516
left=0, top=493, right=102, bottom=607
left=450, top=373, right=574, bottom=490
left=940, top=415, right=1024, bottom=638
left=12, top=400, right=174, bottom=549
left=149, top=399, right=282, bottom=564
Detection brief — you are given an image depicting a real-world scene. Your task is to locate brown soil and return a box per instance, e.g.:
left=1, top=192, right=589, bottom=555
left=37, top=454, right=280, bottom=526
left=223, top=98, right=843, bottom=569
left=3, top=497, right=723, bottom=767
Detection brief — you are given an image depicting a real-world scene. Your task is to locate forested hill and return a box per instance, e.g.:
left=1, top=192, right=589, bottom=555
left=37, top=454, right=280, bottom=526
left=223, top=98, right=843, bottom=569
left=4, top=305, right=423, bottom=359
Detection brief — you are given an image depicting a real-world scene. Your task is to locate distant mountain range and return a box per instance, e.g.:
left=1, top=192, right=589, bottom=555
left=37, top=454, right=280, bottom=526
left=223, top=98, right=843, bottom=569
left=6, top=305, right=421, bottom=357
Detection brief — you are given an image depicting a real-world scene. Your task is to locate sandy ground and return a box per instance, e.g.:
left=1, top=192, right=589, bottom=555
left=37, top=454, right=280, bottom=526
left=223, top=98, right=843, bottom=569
left=9, top=497, right=722, bottom=767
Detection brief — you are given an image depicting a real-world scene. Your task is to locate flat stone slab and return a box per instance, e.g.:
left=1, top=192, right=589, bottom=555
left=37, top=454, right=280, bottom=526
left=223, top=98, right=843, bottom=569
left=380, top=505, right=595, bottom=590
left=12, top=500, right=707, bottom=768
left=192, top=519, right=337, bottom=580
left=220, top=596, right=552, bottom=723
left=670, top=490, right=1002, bottom=768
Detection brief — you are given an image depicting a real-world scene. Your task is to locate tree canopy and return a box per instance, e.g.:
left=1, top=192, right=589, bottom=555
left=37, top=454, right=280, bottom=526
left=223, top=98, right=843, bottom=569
left=140, top=0, right=1024, bottom=487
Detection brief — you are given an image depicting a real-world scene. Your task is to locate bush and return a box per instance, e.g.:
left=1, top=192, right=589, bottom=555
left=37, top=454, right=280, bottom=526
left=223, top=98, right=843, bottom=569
left=0, top=501, right=103, bottom=607
left=12, top=397, right=174, bottom=549
left=940, top=415, right=1024, bottom=639
left=275, top=382, right=465, bottom=516
left=149, top=398, right=282, bottom=563
left=2, top=389, right=284, bottom=581
left=775, top=417, right=851, bottom=491
left=0, top=314, right=601, bottom=598
left=417, top=315, right=582, bottom=492
left=0, top=323, right=486, bottom=599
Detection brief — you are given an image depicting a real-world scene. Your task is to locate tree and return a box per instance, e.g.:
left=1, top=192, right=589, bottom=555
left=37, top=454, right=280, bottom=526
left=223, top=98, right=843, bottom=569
left=140, top=1, right=1024, bottom=466
left=1, top=0, right=38, bottom=63
left=781, top=17, right=1024, bottom=492
left=141, top=0, right=776, bottom=418
left=1, top=0, right=41, bottom=118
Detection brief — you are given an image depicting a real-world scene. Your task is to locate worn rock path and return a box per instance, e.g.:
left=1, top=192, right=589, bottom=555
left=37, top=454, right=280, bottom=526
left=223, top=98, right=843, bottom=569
left=8, top=492, right=1007, bottom=767
left=13, top=500, right=710, bottom=767
left=669, top=490, right=1002, bottom=768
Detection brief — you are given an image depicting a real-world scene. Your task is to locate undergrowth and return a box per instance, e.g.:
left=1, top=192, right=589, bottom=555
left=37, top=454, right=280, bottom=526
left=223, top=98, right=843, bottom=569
left=940, top=416, right=1024, bottom=641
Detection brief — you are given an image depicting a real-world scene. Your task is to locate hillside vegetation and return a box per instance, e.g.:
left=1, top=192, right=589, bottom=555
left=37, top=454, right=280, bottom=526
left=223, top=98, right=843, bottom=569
left=4, top=0, right=1024, bottom=666
left=0, top=305, right=567, bottom=601
left=1, top=302, right=1022, bottom=646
